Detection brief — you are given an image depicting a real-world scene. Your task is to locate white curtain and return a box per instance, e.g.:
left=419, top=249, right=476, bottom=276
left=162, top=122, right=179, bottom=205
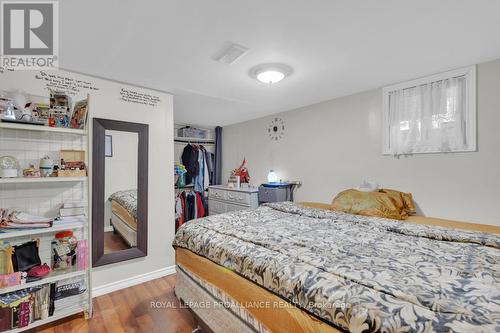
left=388, top=76, right=467, bottom=155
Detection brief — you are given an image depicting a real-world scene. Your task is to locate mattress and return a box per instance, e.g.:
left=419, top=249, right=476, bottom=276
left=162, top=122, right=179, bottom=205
left=173, top=202, right=500, bottom=332
left=109, top=189, right=137, bottom=222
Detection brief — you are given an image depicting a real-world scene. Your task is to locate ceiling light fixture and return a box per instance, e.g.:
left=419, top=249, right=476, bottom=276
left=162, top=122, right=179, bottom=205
left=251, top=63, right=292, bottom=84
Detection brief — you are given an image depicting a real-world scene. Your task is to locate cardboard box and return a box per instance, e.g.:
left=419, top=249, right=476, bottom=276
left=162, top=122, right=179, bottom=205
left=58, top=150, right=87, bottom=177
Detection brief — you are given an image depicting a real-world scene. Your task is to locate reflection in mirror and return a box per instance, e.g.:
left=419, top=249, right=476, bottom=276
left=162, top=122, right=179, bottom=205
left=104, top=130, right=138, bottom=254
left=92, top=118, right=148, bottom=267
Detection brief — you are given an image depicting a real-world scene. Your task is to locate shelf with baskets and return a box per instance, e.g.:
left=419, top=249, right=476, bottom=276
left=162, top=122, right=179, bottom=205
left=0, top=98, right=92, bottom=332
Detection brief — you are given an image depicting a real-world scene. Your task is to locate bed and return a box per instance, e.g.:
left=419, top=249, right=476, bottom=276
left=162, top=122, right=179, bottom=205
left=108, top=189, right=137, bottom=247
left=172, top=202, right=500, bottom=333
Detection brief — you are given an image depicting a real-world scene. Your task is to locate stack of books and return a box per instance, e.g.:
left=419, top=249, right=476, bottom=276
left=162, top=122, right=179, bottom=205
left=54, top=203, right=86, bottom=225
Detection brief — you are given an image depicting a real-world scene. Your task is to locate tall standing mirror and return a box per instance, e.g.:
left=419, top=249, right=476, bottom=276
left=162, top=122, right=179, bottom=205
left=92, top=118, right=148, bottom=267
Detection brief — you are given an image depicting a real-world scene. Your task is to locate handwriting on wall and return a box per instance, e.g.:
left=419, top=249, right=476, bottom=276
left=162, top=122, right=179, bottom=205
left=119, top=88, right=160, bottom=107
left=34, top=71, right=100, bottom=95
left=0, top=67, right=13, bottom=74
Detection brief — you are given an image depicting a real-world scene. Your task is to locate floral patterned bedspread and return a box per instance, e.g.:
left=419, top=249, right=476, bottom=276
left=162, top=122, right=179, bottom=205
left=109, top=189, right=137, bottom=220
left=172, top=202, right=500, bottom=333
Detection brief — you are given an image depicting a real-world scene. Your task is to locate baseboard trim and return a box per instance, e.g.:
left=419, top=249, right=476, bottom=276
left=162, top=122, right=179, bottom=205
left=92, top=265, right=177, bottom=297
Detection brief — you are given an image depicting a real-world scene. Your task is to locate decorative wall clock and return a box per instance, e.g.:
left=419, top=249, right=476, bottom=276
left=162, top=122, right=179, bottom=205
left=268, top=117, right=285, bottom=141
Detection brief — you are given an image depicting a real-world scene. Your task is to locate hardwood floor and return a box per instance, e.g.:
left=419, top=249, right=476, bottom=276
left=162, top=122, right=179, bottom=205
left=31, top=275, right=197, bottom=333
left=103, top=231, right=131, bottom=254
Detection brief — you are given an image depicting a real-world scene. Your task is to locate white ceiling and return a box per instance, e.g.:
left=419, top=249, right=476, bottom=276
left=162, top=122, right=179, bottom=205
left=60, top=0, right=500, bottom=127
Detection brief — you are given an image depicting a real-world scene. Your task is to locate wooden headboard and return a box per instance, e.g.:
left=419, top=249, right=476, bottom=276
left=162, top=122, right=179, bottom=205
left=299, top=202, right=500, bottom=234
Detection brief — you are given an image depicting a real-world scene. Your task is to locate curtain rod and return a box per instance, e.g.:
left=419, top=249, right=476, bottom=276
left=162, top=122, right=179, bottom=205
left=388, top=74, right=466, bottom=94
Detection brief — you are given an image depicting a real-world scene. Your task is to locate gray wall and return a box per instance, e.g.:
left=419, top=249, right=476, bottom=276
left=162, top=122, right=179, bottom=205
left=222, top=58, right=500, bottom=226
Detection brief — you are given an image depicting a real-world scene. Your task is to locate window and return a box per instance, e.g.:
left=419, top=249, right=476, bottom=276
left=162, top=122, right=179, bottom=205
left=382, top=66, right=476, bottom=155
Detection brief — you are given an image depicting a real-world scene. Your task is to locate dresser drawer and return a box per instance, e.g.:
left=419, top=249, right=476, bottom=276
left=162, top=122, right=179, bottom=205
left=225, top=202, right=250, bottom=213
left=225, top=190, right=252, bottom=205
left=208, top=199, right=250, bottom=215
left=209, top=188, right=226, bottom=201
left=208, top=199, right=226, bottom=215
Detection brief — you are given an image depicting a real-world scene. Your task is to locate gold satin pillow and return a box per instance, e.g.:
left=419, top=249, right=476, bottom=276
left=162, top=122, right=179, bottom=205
left=378, top=188, right=416, bottom=216
left=331, top=189, right=415, bottom=220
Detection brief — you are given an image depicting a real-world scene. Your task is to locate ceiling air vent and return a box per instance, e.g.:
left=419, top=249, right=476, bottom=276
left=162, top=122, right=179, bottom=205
left=214, top=43, right=249, bottom=65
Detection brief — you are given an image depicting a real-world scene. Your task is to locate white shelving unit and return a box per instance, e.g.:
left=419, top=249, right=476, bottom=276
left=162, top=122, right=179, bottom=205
left=0, top=110, right=92, bottom=331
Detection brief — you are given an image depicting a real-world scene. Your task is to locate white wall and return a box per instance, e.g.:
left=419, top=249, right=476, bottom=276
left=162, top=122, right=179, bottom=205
left=104, top=130, right=138, bottom=199
left=0, top=69, right=175, bottom=289
left=223, top=58, right=500, bottom=226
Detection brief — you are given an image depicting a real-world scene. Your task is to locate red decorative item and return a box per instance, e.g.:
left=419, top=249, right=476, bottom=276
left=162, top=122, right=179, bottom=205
left=48, top=116, right=55, bottom=127
left=27, top=263, right=51, bottom=278
left=55, top=230, right=74, bottom=239
left=232, top=159, right=250, bottom=183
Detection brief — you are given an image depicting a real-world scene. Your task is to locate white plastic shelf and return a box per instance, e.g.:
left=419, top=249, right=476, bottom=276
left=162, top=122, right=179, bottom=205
left=6, top=306, right=86, bottom=332
left=0, top=221, right=85, bottom=240
left=0, top=268, right=86, bottom=294
left=0, top=177, right=87, bottom=185
left=174, top=136, right=215, bottom=143
left=0, top=122, right=86, bottom=135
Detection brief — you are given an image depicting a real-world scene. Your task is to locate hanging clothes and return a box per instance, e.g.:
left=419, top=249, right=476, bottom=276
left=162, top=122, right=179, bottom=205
left=181, top=144, right=199, bottom=185
left=199, top=146, right=210, bottom=190
left=195, top=192, right=205, bottom=218
left=175, top=192, right=185, bottom=231
left=175, top=190, right=207, bottom=231
left=181, top=143, right=214, bottom=189
left=185, top=192, right=196, bottom=221
left=194, top=146, right=205, bottom=192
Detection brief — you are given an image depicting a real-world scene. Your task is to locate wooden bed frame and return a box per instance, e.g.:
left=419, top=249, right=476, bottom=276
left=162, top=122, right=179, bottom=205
left=300, top=202, right=500, bottom=233
left=176, top=202, right=500, bottom=333
left=176, top=248, right=342, bottom=333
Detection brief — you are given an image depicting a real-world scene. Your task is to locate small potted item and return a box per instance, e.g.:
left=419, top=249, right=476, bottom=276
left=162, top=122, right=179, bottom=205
left=23, top=164, right=41, bottom=178
left=39, top=155, right=54, bottom=177
left=0, top=155, right=19, bottom=178
left=231, top=159, right=250, bottom=185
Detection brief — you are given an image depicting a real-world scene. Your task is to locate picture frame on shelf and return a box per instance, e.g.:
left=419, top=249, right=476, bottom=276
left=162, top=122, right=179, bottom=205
left=49, top=91, right=71, bottom=128
left=71, top=99, right=88, bottom=130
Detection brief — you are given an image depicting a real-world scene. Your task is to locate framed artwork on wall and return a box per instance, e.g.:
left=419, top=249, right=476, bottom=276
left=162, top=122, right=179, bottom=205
left=105, top=135, right=113, bottom=157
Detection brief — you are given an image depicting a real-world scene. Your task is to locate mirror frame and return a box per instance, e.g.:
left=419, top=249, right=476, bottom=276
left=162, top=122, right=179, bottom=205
left=92, top=118, right=149, bottom=267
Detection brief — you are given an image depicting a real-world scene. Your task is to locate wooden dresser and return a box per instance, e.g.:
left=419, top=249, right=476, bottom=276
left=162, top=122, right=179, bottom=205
left=208, top=185, right=259, bottom=215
